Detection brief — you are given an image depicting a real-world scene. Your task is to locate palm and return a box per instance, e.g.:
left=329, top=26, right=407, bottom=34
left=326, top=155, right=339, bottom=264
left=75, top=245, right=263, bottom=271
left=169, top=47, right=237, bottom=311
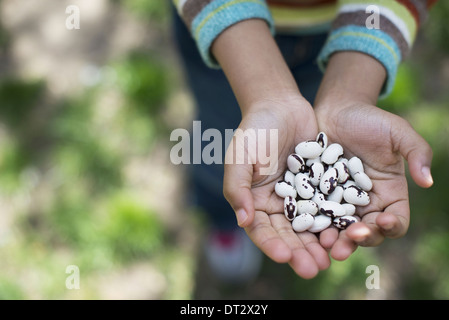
left=316, top=103, right=413, bottom=256
left=224, top=99, right=331, bottom=278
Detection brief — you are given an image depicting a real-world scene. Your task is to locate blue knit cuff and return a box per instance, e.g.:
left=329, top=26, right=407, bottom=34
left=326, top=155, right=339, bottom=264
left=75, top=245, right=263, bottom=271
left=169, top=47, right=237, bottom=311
left=191, top=0, right=275, bottom=69
left=317, top=25, right=402, bottom=99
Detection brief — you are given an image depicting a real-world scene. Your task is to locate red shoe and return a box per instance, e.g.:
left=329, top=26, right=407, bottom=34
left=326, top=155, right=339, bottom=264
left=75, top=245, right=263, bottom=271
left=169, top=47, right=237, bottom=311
left=204, top=228, right=262, bottom=283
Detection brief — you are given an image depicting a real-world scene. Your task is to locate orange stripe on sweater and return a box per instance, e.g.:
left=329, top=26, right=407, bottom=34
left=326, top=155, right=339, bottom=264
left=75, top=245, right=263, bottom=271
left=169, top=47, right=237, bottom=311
left=266, top=0, right=336, bottom=8
left=396, top=0, right=421, bottom=26
left=427, top=0, right=439, bottom=9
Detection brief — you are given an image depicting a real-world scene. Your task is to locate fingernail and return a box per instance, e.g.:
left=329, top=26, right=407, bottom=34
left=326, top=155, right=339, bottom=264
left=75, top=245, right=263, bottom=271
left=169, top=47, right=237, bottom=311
left=236, top=209, right=248, bottom=226
left=421, top=166, right=434, bottom=186
left=351, top=225, right=371, bottom=241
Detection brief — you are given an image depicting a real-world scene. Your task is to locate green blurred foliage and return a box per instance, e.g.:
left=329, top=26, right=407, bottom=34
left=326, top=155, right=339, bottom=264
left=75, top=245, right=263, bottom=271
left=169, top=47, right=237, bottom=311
left=404, top=104, right=449, bottom=299
left=100, top=192, right=164, bottom=262
left=110, top=50, right=173, bottom=152
left=0, top=78, right=45, bottom=129
left=113, top=51, right=169, bottom=117
left=413, top=231, right=449, bottom=299
left=378, top=64, right=421, bottom=113
left=0, top=13, right=9, bottom=48
left=45, top=187, right=97, bottom=246
left=0, top=36, right=172, bottom=299
left=286, top=249, right=378, bottom=299
left=0, top=142, right=31, bottom=192
left=0, top=79, right=46, bottom=192
left=50, top=95, right=123, bottom=191
left=113, top=0, right=170, bottom=23
left=424, top=0, right=449, bottom=54
left=0, top=278, right=24, bottom=300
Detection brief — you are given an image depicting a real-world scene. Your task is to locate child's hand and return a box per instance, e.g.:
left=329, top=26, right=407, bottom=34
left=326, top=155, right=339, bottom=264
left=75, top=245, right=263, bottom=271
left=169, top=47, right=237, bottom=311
left=223, top=96, right=331, bottom=279
left=315, top=101, right=433, bottom=260
left=312, top=52, right=433, bottom=260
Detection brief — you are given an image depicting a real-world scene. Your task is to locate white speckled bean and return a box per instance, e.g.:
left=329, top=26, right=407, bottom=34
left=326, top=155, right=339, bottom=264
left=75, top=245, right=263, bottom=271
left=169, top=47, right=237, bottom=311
left=327, top=185, right=344, bottom=203
left=287, top=154, right=306, bottom=174
left=309, top=162, right=324, bottom=186
left=342, top=203, right=356, bottom=216
left=319, top=200, right=346, bottom=218
left=336, top=157, right=349, bottom=166
left=295, top=173, right=315, bottom=199
left=275, top=181, right=297, bottom=198
left=319, top=167, right=338, bottom=195
left=342, top=180, right=357, bottom=190
left=275, top=132, right=373, bottom=234
left=308, top=214, right=332, bottom=233
left=353, top=171, right=373, bottom=191
left=348, top=156, right=364, bottom=176
left=312, top=190, right=326, bottom=206
left=284, top=196, right=297, bottom=221
left=306, top=157, right=321, bottom=167
left=297, top=200, right=318, bottom=216
left=316, top=132, right=328, bottom=149
left=333, top=215, right=358, bottom=230
left=343, top=185, right=370, bottom=206
left=321, top=143, right=344, bottom=165
left=292, top=213, right=315, bottom=232
left=295, top=140, right=324, bottom=159
left=333, top=161, right=350, bottom=184
left=284, top=170, right=296, bottom=187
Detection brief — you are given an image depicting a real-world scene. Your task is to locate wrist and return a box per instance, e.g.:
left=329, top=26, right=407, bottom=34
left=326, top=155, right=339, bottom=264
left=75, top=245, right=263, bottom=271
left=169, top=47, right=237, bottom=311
left=241, top=92, right=314, bottom=122
left=314, top=51, right=387, bottom=112
left=241, top=92, right=308, bottom=117
left=212, top=19, right=302, bottom=113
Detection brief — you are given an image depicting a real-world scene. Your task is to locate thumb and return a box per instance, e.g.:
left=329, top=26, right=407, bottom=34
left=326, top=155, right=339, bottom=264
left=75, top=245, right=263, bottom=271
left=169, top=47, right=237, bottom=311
left=223, top=161, right=255, bottom=228
left=223, top=127, right=257, bottom=228
left=395, top=118, right=433, bottom=188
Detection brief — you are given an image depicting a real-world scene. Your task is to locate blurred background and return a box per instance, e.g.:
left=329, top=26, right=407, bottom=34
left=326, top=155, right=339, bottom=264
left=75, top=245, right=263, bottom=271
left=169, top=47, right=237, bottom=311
left=0, top=0, right=447, bottom=299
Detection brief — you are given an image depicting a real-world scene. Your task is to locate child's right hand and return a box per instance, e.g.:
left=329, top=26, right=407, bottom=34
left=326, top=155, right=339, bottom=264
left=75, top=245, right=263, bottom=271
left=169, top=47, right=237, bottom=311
left=222, top=95, right=333, bottom=279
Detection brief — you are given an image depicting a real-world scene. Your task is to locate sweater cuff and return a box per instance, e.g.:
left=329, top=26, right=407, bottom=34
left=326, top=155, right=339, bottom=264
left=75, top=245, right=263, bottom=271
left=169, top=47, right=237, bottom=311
left=317, top=25, right=402, bottom=99
left=190, top=0, right=275, bottom=69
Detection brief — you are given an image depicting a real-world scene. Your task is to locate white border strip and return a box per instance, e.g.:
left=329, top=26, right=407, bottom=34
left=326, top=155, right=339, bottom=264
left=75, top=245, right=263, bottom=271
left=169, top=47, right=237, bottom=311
left=339, top=3, right=412, bottom=46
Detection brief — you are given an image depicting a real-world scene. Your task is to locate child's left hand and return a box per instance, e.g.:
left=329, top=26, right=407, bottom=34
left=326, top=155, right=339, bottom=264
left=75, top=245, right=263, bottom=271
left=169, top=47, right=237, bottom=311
left=315, top=101, right=433, bottom=260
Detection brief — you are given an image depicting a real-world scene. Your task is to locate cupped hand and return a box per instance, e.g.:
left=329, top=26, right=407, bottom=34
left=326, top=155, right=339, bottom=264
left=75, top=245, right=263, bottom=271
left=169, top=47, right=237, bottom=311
left=223, top=96, right=331, bottom=279
left=315, top=102, right=433, bottom=260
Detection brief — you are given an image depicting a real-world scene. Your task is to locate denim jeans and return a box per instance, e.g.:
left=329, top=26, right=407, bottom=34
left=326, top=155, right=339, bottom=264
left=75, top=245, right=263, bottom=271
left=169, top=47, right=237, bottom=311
left=172, top=12, right=328, bottom=231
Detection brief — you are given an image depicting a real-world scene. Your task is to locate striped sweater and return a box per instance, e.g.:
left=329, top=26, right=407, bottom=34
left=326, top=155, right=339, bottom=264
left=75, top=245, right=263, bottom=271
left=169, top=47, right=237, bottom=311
left=174, top=0, right=438, bottom=97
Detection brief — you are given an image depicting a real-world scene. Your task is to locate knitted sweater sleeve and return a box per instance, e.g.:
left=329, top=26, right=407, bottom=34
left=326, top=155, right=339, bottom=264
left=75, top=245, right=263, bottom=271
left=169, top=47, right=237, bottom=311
left=317, top=0, right=439, bottom=98
left=172, top=0, right=275, bottom=68
left=173, top=0, right=438, bottom=98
